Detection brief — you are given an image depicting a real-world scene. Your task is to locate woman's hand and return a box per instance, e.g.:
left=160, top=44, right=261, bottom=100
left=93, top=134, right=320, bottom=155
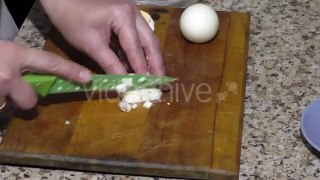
left=0, top=40, right=91, bottom=109
left=40, top=0, right=165, bottom=75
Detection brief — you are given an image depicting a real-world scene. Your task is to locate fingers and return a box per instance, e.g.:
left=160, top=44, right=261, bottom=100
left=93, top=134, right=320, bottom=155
left=9, top=79, right=38, bottom=109
left=86, top=42, right=127, bottom=74
left=0, top=70, right=12, bottom=109
left=136, top=15, right=165, bottom=76
left=0, top=66, right=37, bottom=109
left=21, top=48, right=92, bottom=84
left=92, top=48, right=127, bottom=74
left=0, top=93, right=7, bottom=109
left=116, top=16, right=149, bottom=74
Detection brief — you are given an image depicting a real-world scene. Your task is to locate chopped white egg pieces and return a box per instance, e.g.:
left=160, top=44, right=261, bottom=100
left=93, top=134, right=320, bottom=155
left=140, top=10, right=155, bottom=31
left=118, top=101, right=132, bottom=112
left=131, top=104, right=138, bottom=109
left=115, top=78, right=133, bottom=94
left=121, top=78, right=133, bottom=86
left=114, top=74, right=164, bottom=112
left=122, top=93, right=143, bottom=104
left=123, top=89, right=162, bottom=104
left=118, top=88, right=162, bottom=112
left=143, top=101, right=153, bottom=109
left=138, top=77, right=147, bottom=83
left=115, top=84, right=128, bottom=94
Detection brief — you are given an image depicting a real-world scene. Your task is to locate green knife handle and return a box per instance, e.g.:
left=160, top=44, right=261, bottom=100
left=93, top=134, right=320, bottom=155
left=22, top=74, right=58, bottom=97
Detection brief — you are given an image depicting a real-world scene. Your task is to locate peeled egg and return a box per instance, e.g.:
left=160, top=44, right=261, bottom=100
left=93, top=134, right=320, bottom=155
left=180, top=4, right=219, bottom=43
left=140, top=10, right=155, bottom=31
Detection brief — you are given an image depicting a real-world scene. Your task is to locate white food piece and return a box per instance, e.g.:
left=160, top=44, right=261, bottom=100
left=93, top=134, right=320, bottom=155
left=121, top=78, right=133, bottom=87
left=123, top=88, right=162, bottom=104
left=115, top=78, right=133, bottom=94
left=122, top=93, right=142, bottom=104
left=180, top=4, right=219, bottom=43
left=140, top=10, right=155, bottom=31
left=102, top=79, right=108, bottom=83
left=148, top=20, right=155, bottom=32
left=65, top=121, right=70, bottom=125
left=115, top=84, right=128, bottom=94
left=143, top=101, right=153, bottom=109
left=131, top=104, right=138, bottom=109
left=138, top=77, right=147, bottom=83
left=118, top=101, right=132, bottom=112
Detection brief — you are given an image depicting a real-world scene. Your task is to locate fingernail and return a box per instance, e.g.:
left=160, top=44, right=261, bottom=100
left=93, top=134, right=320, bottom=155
left=79, top=70, right=92, bottom=82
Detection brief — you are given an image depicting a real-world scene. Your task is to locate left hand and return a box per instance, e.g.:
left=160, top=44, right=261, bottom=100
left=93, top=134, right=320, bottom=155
left=40, top=0, right=165, bottom=76
left=0, top=40, right=91, bottom=109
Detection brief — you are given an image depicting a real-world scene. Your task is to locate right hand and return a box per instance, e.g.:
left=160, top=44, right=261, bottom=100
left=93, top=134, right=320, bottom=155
left=0, top=40, right=92, bottom=109
left=40, top=0, right=165, bottom=75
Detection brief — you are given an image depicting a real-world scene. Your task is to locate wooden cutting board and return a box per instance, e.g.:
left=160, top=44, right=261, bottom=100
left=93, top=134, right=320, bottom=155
left=0, top=7, right=249, bottom=179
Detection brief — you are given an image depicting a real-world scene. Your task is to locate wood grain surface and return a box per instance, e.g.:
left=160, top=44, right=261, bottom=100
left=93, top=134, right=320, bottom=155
left=0, top=7, right=250, bottom=179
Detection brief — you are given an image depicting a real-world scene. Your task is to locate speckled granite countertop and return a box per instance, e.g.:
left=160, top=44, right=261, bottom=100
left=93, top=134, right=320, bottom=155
left=1, top=0, right=320, bottom=179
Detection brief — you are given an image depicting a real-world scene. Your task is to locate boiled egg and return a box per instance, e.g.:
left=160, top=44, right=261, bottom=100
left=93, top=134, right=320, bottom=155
left=180, top=4, right=219, bottom=43
left=140, top=10, right=155, bottom=31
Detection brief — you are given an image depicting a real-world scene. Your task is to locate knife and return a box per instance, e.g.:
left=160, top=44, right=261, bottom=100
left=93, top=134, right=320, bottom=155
left=23, top=74, right=176, bottom=97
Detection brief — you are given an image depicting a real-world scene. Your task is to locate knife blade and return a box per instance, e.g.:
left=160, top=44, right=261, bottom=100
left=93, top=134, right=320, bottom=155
left=23, top=74, right=176, bottom=97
